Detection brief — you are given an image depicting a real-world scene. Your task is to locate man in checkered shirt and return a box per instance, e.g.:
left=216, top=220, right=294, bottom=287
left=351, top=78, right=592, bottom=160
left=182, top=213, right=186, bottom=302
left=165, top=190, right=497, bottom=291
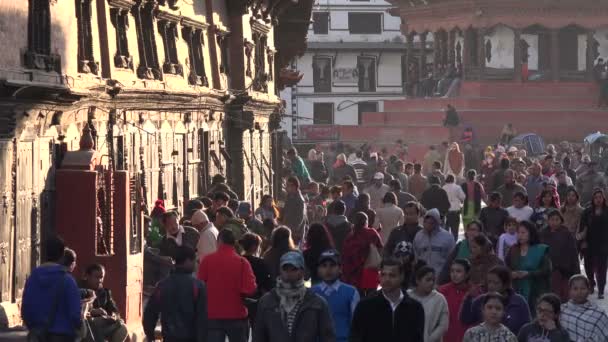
left=560, top=275, right=608, bottom=341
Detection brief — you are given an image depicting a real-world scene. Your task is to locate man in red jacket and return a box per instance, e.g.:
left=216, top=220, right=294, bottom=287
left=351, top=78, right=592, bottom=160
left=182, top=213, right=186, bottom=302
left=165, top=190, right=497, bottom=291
left=198, top=228, right=257, bottom=342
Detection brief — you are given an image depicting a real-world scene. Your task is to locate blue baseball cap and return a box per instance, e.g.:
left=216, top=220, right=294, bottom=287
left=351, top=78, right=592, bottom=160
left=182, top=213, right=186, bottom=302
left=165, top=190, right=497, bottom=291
left=280, top=251, right=305, bottom=270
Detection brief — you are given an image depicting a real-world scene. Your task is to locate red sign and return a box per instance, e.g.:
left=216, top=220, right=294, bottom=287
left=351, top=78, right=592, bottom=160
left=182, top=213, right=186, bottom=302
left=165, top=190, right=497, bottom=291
left=298, top=125, right=339, bottom=141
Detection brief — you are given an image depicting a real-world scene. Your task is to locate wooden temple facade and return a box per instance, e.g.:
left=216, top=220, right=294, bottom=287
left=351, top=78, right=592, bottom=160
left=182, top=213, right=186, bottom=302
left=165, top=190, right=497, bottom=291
left=0, top=0, right=312, bottom=328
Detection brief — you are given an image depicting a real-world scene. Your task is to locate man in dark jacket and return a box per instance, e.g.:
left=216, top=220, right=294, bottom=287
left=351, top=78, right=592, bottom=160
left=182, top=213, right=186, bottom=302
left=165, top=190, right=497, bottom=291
left=420, top=176, right=451, bottom=217
left=325, top=200, right=352, bottom=253
left=207, top=174, right=238, bottom=199
left=496, top=169, right=527, bottom=207
left=159, top=211, right=200, bottom=261
left=144, top=245, right=207, bottom=342
left=22, top=236, right=81, bottom=342
left=389, top=179, right=416, bottom=213
left=384, top=202, right=422, bottom=258
left=350, top=258, right=425, bottom=342
left=489, top=158, right=511, bottom=192
left=281, top=177, right=307, bottom=243
left=253, top=251, right=335, bottom=342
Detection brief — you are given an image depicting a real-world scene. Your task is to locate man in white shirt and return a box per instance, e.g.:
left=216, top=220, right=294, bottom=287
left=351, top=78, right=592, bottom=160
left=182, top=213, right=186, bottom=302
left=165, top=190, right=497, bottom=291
left=363, top=173, right=391, bottom=210
left=191, top=210, right=219, bottom=268
left=442, top=174, right=466, bottom=241
left=506, top=191, right=534, bottom=222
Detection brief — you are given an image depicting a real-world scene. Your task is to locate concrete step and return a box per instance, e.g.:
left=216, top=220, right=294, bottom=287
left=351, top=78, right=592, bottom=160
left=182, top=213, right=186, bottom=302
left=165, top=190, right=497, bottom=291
left=460, top=81, right=599, bottom=98
left=383, top=96, right=598, bottom=112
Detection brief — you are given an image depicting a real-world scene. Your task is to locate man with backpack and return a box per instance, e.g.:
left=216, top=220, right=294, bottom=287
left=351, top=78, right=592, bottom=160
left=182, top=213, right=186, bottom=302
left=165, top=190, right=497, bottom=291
left=144, top=245, right=208, bottom=342
left=22, top=236, right=82, bottom=342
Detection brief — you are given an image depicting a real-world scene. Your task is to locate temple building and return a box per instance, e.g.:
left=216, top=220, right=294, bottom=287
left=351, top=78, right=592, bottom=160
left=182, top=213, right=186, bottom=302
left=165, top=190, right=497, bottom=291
left=352, top=0, right=608, bottom=160
left=0, top=0, right=312, bottom=332
left=280, top=0, right=431, bottom=143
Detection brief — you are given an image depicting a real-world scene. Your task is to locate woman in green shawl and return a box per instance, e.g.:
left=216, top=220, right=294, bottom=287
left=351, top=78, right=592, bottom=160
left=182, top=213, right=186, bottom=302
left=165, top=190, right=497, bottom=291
left=437, top=221, right=483, bottom=285
left=506, top=220, right=551, bottom=313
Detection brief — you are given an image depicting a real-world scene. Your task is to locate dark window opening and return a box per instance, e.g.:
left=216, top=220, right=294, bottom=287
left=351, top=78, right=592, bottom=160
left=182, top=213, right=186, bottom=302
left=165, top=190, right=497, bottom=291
left=312, top=12, right=329, bottom=34
left=183, top=27, right=208, bottom=86
left=313, top=57, right=332, bottom=92
left=348, top=13, right=382, bottom=34
left=25, top=0, right=60, bottom=72
left=132, top=2, right=161, bottom=80
left=76, top=0, right=98, bottom=74
left=313, top=103, right=334, bottom=125
left=110, top=7, right=133, bottom=69
left=159, top=20, right=183, bottom=75
left=253, top=32, right=268, bottom=92
left=358, top=101, right=378, bottom=125
left=217, top=33, right=230, bottom=75
left=358, top=56, right=376, bottom=92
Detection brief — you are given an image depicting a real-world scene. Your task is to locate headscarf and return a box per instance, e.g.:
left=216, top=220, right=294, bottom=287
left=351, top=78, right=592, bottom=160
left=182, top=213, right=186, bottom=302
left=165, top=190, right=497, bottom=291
left=333, top=153, right=346, bottom=169
left=307, top=148, right=318, bottom=161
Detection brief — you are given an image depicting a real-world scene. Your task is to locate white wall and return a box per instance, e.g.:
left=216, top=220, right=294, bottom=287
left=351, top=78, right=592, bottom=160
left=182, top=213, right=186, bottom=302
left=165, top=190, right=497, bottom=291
left=309, top=0, right=403, bottom=43
left=521, top=34, right=539, bottom=70
left=485, top=26, right=515, bottom=69
left=595, top=29, right=608, bottom=62
left=292, top=95, right=391, bottom=126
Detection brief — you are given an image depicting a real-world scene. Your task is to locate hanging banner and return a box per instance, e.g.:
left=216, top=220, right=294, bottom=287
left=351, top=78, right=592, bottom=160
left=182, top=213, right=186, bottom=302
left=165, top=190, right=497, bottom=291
left=333, top=67, right=359, bottom=84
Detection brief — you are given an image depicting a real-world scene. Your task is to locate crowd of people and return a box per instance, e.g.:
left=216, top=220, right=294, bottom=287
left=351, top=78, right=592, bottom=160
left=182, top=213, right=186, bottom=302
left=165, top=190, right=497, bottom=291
left=20, top=138, right=608, bottom=342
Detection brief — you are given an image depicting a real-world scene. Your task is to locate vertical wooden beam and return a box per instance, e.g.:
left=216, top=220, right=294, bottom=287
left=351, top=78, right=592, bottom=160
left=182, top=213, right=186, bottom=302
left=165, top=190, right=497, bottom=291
left=448, top=29, right=456, bottom=67
left=551, top=28, right=560, bottom=81
left=586, top=30, right=596, bottom=81
left=478, top=27, right=486, bottom=80
left=405, top=32, right=414, bottom=86
left=419, top=32, right=427, bottom=77
left=433, top=31, right=440, bottom=75
left=513, top=28, right=522, bottom=81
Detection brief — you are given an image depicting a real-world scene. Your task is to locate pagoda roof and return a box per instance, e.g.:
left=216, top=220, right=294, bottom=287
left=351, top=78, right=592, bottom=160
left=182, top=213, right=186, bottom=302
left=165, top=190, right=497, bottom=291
left=387, top=0, right=608, bottom=33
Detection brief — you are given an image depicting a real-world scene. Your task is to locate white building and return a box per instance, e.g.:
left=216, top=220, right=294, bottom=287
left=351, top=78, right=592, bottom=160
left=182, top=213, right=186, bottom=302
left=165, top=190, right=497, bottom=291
left=280, top=0, right=417, bottom=141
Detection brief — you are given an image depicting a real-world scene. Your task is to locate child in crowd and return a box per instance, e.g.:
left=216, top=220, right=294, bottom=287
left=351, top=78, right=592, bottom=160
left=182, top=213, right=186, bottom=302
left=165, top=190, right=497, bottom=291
left=497, top=217, right=518, bottom=261
left=407, top=266, right=449, bottom=342
left=312, top=249, right=359, bottom=342
left=463, top=292, right=517, bottom=341
left=80, top=264, right=129, bottom=342
left=560, top=275, right=608, bottom=341
left=439, top=259, right=472, bottom=342
left=506, top=192, right=534, bottom=222
left=517, top=293, right=571, bottom=342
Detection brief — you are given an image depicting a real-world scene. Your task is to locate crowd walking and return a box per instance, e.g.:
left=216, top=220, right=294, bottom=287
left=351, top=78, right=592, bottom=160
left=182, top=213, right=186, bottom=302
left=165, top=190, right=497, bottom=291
left=21, top=139, right=608, bottom=342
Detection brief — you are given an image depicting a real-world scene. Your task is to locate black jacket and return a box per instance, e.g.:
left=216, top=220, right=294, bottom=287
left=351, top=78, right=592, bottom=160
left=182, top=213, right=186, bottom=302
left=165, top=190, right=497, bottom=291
left=143, top=269, right=207, bottom=342
left=350, top=291, right=424, bottom=342
left=420, top=185, right=451, bottom=216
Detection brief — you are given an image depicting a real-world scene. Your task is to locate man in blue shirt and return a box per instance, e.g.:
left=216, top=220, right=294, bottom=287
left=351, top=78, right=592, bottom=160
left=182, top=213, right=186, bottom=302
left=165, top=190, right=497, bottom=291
left=312, top=250, right=359, bottom=342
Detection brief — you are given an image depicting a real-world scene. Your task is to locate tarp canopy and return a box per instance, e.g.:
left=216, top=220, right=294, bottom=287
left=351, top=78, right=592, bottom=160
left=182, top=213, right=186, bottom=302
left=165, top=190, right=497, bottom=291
left=510, top=133, right=545, bottom=156
left=584, top=132, right=608, bottom=145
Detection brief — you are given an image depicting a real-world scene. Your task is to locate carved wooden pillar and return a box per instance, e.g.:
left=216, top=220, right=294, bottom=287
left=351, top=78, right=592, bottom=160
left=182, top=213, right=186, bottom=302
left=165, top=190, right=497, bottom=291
left=419, top=32, right=427, bottom=77
left=513, top=28, right=522, bottom=81
left=586, top=30, right=597, bottom=81
left=448, top=29, right=456, bottom=67
left=551, top=28, right=560, bottom=81
left=405, top=32, right=414, bottom=85
left=478, top=27, right=486, bottom=80
left=462, top=28, right=472, bottom=80
left=433, top=31, right=440, bottom=75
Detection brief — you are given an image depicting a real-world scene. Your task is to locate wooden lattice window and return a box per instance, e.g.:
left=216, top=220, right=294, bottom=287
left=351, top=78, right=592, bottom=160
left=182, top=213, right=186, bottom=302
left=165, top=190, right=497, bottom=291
left=217, top=32, right=229, bottom=75
left=252, top=32, right=268, bottom=92
left=110, top=7, right=133, bottom=69
left=183, top=26, right=208, bottom=86
left=132, top=1, right=161, bottom=80
left=158, top=19, right=183, bottom=75
left=76, top=0, right=99, bottom=74
left=25, top=0, right=61, bottom=72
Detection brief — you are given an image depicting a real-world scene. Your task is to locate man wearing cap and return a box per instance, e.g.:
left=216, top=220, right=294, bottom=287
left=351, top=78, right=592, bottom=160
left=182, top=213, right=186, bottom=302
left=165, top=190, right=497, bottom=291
left=253, top=251, right=335, bottom=342
left=198, top=229, right=256, bottom=342
left=237, top=201, right=264, bottom=236
left=496, top=169, right=527, bottom=208
left=576, top=160, right=607, bottom=206
left=281, top=177, right=307, bottom=244
left=413, top=208, right=455, bottom=275
left=192, top=210, right=219, bottom=265
left=363, top=172, right=391, bottom=210
left=312, top=250, right=359, bottom=342
left=207, top=174, right=238, bottom=199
